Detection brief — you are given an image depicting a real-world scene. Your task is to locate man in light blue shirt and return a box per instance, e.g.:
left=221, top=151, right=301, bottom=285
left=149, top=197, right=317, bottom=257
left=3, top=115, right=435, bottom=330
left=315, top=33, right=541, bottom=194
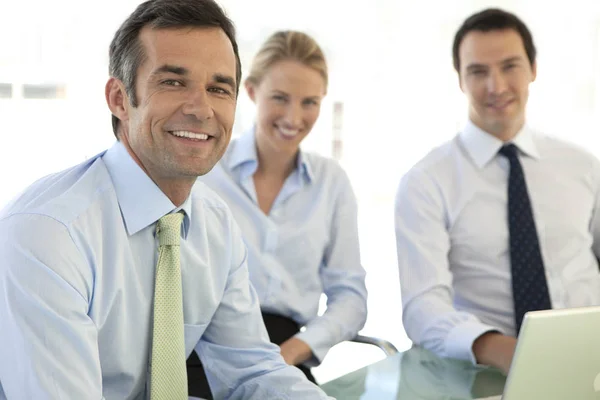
left=0, top=0, right=332, bottom=398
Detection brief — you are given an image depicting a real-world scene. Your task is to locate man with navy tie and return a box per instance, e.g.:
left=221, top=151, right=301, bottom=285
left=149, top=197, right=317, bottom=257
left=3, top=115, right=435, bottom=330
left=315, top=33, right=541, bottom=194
left=395, top=8, right=600, bottom=374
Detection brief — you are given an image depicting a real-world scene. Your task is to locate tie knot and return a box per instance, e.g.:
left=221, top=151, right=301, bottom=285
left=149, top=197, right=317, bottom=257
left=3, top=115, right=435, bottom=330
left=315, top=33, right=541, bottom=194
left=498, top=143, right=519, bottom=160
left=157, top=212, right=184, bottom=246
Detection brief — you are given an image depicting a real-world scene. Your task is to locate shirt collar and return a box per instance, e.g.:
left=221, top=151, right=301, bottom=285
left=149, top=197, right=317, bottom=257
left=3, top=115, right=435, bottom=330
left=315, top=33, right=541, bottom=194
left=227, top=126, right=314, bottom=183
left=102, top=141, right=192, bottom=236
left=459, top=119, right=541, bottom=168
left=296, top=151, right=314, bottom=183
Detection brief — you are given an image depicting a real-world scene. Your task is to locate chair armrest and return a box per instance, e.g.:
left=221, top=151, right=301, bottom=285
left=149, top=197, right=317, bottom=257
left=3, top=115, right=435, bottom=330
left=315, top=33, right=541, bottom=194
left=349, top=334, right=399, bottom=356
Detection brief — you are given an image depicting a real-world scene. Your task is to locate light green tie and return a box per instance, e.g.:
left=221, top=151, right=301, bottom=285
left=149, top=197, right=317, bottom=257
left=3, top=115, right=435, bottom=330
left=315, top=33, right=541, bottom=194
left=151, top=212, right=187, bottom=400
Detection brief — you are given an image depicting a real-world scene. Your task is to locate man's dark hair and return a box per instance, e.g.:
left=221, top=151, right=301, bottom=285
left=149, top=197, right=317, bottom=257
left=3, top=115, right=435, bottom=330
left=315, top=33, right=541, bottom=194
left=452, top=8, right=536, bottom=73
left=108, top=0, right=242, bottom=138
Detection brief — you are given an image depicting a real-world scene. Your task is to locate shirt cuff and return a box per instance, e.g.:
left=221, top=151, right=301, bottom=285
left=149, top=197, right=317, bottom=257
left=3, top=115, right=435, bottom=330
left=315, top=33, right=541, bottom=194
left=445, top=321, right=500, bottom=364
left=293, top=327, right=332, bottom=368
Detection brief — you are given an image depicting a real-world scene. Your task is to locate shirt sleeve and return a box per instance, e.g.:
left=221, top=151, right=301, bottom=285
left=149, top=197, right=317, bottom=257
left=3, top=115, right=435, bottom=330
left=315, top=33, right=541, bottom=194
left=395, top=168, right=499, bottom=364
left=196, top=214, right=333, bottom=400
left=0, top=214, right=103, bottom=399
left=294, top=167, right=368, bottom=366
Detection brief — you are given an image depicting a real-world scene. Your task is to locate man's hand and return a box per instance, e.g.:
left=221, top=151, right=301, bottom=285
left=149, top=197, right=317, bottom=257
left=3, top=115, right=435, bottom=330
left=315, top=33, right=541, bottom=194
left=279, top=337, right=313, bottom=366
left=472, top=332, right=517, bottom=375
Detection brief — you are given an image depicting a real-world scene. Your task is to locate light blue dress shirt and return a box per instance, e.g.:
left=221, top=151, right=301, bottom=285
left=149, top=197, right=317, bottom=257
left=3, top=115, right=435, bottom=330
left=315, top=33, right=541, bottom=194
left=0, top=141, right=333, bottom=400
left=395, top=120, right=600, bottom=364
left=199, top=128, right=368, bottom=366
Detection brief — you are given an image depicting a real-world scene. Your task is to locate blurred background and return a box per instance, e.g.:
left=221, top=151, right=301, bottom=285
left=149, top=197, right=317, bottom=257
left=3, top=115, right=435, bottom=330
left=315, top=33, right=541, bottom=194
left=2, top=0, right=600, bottom=383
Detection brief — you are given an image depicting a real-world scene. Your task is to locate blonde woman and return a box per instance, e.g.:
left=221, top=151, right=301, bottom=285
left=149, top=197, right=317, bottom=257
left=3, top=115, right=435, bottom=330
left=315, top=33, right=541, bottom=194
left=188, top=30, right=367, bottom=397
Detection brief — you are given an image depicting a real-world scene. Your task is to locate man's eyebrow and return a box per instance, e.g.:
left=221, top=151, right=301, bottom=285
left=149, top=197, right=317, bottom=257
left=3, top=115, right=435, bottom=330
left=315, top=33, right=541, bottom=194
left=466, top=56, right=525, bottom=71
left=500, top=56, right=524, bottom=64
left=150, top=64, right=189, bottom=78
left=465, top=63, right=488, bottom=71
left=214, top=73, right=236, bottom=91
left=149, top=66, right=236, bottom=91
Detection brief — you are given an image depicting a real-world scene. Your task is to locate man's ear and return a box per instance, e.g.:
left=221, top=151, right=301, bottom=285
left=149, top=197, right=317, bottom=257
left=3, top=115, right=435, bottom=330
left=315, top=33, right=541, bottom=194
left=106, top=77, right=131, bottom=125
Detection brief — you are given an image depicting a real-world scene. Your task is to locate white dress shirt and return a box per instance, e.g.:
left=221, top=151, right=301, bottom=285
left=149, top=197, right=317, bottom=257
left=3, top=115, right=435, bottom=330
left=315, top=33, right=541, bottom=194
left=395, top=120, right=600, bottom=363
left=0, top=141, right=332, bottom=399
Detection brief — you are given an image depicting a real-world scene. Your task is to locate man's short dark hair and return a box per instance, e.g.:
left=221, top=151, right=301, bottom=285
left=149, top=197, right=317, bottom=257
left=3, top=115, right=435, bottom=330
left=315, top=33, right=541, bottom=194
left=108, top=0, right=242, bottom=138
left=452, top=8, right=536, bottom=73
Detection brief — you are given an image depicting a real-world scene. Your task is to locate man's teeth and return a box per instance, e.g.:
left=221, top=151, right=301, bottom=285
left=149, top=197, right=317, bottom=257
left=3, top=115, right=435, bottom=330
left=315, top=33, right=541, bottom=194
left=170, top=130, right=209, bottom=140
left=279, top=128, right=299, bottom=137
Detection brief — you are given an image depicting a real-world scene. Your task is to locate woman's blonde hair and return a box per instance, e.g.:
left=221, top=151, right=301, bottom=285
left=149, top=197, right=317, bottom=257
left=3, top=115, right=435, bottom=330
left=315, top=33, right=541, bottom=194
left=246, top=30, right=328, bottom=89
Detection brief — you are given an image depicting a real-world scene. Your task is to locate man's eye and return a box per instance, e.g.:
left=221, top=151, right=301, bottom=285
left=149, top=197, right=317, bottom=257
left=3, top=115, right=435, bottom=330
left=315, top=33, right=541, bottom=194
left=209, top=87, right=230, bottom=95
left=162, top=80, right=183, bottom=87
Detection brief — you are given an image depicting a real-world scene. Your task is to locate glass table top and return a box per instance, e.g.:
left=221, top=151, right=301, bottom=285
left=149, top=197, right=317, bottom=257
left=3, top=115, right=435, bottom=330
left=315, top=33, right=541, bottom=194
left=321, top=346, right=506, bottom=400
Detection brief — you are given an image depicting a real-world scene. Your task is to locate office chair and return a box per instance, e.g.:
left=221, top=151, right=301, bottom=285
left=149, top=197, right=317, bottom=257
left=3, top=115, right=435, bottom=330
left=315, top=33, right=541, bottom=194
left=350, top=334, right=399, bottom=356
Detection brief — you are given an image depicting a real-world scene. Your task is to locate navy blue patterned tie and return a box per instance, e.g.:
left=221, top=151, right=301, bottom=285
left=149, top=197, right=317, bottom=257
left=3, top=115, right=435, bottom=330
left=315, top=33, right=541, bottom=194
left=499, top=144, right=552, bottom=334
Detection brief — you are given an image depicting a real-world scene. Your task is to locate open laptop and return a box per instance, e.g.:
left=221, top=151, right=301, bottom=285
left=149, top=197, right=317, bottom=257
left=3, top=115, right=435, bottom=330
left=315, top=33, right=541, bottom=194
left=501, top=306, right=600, bottom=400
